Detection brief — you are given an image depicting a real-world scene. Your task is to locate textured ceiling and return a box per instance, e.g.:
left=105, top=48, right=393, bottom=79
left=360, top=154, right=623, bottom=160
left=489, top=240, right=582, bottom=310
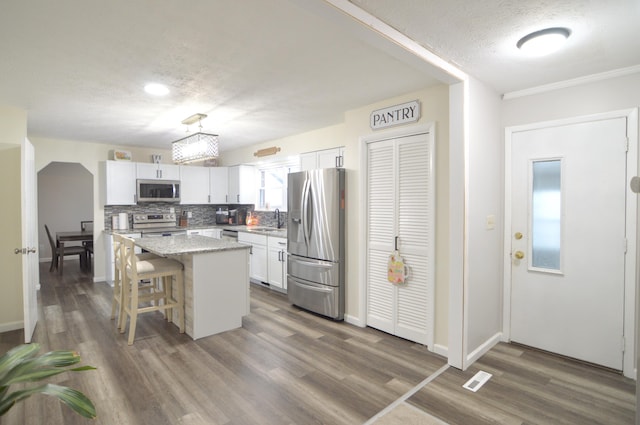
left=0, top=0, right=638, bottom=153
left=352, top=0, right=640, bottom=93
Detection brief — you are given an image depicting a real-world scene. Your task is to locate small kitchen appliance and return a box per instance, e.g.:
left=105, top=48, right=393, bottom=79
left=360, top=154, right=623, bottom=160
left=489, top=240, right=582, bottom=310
left=136, top=179, right=181, bottom=203
left=215, top=207, right=229, bottom=225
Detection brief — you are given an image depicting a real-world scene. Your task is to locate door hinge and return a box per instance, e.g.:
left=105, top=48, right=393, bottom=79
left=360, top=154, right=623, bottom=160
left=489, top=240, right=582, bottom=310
left=621, top=336, right=626, bottom=353
left=625, top=137, right=629, bottom=152
left=624, top=238, right=628, bottom=254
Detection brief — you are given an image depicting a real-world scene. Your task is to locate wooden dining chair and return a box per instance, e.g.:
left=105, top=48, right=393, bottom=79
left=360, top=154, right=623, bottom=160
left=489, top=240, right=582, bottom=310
left=45, top=224, right=86, bottom=272
left=81, top=221, right=94, bottom=271
left=118, top=235, right=185, bottom=345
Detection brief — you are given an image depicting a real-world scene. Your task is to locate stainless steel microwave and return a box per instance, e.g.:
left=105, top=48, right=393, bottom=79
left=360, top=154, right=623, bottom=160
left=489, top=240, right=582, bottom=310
left=136, top=179, right=180, bottom=203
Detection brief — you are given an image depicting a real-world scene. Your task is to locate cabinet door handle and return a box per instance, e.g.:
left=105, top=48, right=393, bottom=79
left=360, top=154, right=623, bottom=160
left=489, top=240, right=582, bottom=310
left=278, top=251, right=281, bottom=261
left=237, top=194, right=240, bottom=203
left=208, top=195, right=211, bottom=203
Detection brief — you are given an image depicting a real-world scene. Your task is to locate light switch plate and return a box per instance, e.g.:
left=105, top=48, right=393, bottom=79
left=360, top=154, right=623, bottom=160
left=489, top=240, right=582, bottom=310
left=486, top=214, right=495, bottom=230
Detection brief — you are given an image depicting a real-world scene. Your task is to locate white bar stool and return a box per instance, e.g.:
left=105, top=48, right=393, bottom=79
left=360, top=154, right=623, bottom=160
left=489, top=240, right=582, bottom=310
left=110, top=234, right=159, bottom=329
left=118, top=235, right=185, bottom=345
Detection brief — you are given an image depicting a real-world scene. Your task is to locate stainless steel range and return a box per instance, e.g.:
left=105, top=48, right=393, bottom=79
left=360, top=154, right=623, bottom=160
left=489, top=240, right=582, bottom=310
left=132, top=213, right=187, bottom=237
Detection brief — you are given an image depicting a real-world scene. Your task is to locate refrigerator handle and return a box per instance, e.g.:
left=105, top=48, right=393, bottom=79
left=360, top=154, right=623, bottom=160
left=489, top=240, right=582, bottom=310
left=302, top=177, right=311, bottom=247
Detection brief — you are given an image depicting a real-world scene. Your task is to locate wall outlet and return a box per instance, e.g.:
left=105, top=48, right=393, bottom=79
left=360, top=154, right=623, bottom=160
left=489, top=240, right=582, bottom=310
left=187, top=211, right=192, bottom=218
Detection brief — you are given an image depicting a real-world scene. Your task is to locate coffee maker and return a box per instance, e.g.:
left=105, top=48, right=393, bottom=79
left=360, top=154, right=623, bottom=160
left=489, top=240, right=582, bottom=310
left=215, top=207, right=229, bottom=225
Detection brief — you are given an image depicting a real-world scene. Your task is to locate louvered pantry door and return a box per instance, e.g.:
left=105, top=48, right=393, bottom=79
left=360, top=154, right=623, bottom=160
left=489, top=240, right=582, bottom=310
left=366, top=132, right=435, bottom=346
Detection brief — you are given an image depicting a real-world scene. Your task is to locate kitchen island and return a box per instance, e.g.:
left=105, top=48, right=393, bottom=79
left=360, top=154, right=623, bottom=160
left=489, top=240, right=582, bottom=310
left=134, top=234, right=250, bottom=340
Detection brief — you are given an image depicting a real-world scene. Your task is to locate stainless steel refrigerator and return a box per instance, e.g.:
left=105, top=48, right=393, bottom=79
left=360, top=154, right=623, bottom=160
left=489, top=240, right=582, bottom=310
left=287, top=168, right=345, bottom=320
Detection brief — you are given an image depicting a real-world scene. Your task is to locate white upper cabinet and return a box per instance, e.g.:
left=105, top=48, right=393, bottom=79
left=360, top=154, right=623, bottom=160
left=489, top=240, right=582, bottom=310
left=228, top=165, right=256, bottom=204
left=209, top=167, right=229, bottom=204
left=102, top=160, right=137, bottom=205
left=136, top=162, right=180, bottom=180
left=180, top=166, right=229, bottom=205
left=300, top=147, right=344, bottom=170
left=180, top=165, right=210, bottom=204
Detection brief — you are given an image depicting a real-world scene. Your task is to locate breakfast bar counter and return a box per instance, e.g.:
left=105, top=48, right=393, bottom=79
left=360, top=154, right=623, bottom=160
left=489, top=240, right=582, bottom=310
left=134, top=234, right=251, bottom=340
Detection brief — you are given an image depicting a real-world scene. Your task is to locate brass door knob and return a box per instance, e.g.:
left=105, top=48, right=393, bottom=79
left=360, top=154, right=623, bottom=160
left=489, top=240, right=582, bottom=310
left=514, top=232, right=523, bottom=240
left=514, top=251, right=525, bottom=260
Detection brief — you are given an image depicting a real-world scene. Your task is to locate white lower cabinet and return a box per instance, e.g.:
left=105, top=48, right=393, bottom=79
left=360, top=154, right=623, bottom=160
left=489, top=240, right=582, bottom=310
left=238, top=232, right=268, bottom=283
left=238, top=232, right=287, bottom=292
left=267, top=236, right=287, bottom=292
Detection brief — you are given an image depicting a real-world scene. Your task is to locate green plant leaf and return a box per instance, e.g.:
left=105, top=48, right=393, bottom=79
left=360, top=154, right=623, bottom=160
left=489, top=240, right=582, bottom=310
left=0, top=344, right=40, bottom=382
left=0, top=383, right=96, bottom=419
left=0, top=350, right=82, bottom=386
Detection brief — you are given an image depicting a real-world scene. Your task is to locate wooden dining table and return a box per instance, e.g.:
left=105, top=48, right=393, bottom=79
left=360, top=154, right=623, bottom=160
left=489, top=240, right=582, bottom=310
left=56, top=230, right=93, bottom=275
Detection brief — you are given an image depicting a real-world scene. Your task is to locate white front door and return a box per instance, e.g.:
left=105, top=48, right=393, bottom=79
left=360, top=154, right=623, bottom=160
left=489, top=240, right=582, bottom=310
left=22, top=137, right=38, bottom=343
left=510, top=117, right=628, bottom=370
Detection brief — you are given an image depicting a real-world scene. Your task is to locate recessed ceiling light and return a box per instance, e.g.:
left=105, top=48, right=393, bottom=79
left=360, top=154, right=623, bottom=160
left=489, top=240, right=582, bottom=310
left=144, top=83, right=170, bottom=96
left=517, top=27, right=571, bottom=56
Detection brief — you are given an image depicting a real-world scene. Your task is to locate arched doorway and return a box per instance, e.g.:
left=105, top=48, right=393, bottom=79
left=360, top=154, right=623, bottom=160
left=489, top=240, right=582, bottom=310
left=37, top=162, right=94, bottom=272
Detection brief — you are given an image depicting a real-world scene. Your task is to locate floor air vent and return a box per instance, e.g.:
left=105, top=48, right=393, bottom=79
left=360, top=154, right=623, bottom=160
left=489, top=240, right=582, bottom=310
left=462, top=370, right=492, bottom=392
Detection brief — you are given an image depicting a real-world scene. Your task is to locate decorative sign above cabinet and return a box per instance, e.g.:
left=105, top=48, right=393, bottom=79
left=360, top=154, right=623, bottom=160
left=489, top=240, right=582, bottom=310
left=370, top=100, right=420, bottom=130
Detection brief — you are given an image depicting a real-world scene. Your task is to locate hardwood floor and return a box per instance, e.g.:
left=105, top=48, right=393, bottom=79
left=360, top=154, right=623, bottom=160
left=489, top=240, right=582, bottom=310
left=1, top=261, right=445, bottom=424
left=404, top=343, right=636, bottom=425
left=0, top=260, right=635, bottom=424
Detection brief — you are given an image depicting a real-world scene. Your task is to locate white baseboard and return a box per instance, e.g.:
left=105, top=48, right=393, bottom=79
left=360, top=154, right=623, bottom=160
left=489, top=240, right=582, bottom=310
left=466, top=332, right=502, bottom=367
left=0, top=321, right=23, bottom=333
left=433, top=343, right=448, bottom=358
left=94, top=276, right=107, bottom=284
left=344, top=314, right=365, bottom=327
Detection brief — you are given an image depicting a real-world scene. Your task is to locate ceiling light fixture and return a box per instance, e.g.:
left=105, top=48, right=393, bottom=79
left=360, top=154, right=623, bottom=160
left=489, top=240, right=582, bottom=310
left=517, top=27, right=571, bottom=56
left=171, top=113, right=219, bottom=164
left=144, top=83, right=170, bottom=96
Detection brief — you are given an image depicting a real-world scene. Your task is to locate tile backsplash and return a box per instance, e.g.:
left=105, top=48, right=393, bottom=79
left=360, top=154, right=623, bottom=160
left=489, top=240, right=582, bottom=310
left=104, top=203, right=286, bottom=230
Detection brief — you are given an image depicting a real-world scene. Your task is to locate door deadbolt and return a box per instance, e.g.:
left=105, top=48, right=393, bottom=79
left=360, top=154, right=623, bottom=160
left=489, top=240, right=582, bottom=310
left=514, top=251, right=525, bottom=260
left=514, top=232, right=523, bottom=240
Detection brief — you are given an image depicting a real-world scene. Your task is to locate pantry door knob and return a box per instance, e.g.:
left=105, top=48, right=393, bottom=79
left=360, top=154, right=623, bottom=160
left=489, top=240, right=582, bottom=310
left=514, top=251, right=525, bottom=260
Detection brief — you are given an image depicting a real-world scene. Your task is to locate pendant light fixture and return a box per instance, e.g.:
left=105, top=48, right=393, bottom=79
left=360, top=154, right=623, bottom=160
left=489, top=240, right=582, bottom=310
left=517, top=27, right=571, bottom=56
left=171, top=113, right=219, bottom=164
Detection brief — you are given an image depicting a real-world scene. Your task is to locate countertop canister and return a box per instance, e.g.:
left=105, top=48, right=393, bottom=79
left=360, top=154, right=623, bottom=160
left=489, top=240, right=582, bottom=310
left=118, top=213, right=128, bottom=230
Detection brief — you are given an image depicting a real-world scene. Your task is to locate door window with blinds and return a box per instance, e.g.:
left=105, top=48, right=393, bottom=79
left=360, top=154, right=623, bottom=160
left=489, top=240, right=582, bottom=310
left=530, top=159, right=563, bottom=272
left=364, top=130, right=435, bottom=347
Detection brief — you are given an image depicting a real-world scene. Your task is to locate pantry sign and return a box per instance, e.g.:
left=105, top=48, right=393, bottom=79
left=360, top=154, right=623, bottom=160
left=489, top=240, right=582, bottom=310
left=370, top=100, right=420, bottom=130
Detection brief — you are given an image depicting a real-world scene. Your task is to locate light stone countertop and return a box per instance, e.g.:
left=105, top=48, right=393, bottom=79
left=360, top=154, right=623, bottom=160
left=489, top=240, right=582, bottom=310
left=133, top=234, right=250, bottom=256
left=106, top=224, right=286, bottom=238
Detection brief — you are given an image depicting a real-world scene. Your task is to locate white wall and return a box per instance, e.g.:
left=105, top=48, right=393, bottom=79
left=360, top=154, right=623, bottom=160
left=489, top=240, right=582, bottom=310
left=503, top=72, right=640, bottom=127
left=0, top=106, right=27, bottom=330
left=222, top=85, right=452, bottom=349
left=465, top=77, right=504, bottom=364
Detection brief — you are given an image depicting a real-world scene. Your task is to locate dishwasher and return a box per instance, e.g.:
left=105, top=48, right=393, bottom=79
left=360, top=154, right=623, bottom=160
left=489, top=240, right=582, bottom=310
left=221, top=229, right=238, bottom=242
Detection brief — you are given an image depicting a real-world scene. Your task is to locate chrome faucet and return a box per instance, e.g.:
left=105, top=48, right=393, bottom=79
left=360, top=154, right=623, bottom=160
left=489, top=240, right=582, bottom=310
left=274, top=208, right=284, bottom=229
